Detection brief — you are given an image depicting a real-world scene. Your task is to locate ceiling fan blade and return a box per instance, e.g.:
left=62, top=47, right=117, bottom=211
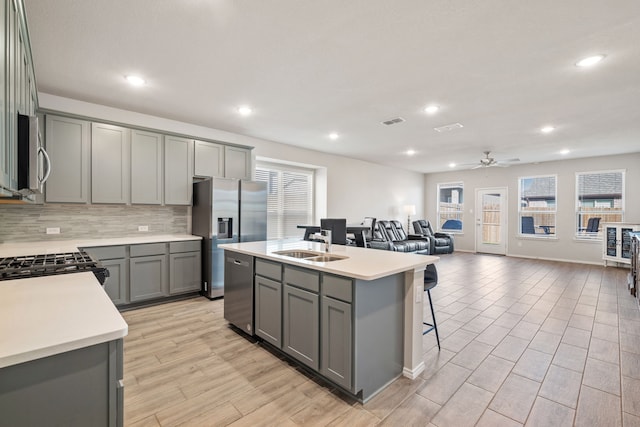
left=470, top=164, right=483, bottom=169
left=502, top=158, right=520, bottom=163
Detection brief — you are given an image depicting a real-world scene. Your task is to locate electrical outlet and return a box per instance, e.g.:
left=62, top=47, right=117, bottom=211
left=46, top=227, right=60, bottom=235
left=138, top=225, right=149, bottom=232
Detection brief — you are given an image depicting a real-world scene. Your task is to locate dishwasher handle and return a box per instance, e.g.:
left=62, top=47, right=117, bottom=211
left=227, top=257, right=249, bottom=268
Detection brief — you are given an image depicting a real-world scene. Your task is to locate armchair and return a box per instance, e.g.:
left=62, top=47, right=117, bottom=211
left=412, top=220, right=454, bottom=254
left=369, top=220, right=431, bottom=254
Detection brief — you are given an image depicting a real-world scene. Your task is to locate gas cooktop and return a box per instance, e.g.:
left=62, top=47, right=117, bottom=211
left=0, top=251, right=109, bottom=284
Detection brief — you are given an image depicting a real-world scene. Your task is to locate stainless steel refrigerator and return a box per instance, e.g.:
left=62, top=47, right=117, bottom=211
left=192, top=177, right=267, bottom=299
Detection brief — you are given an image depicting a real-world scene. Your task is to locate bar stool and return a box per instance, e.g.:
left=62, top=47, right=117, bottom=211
left=423, top=263, right=440, bottom=350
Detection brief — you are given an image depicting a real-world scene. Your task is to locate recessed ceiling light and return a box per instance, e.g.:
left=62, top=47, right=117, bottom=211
left=560, top=149, right=570, bottom=155
left=125, top=75, right=145, bottom=86
left=329, top=133, right=339, bottom=140
left=449, top=163, right=456, bottom=168
left=424, top=105, right=440, bottom=114
left=540, top=126, right=555, bottom=134
left=575, top=54, right=605, bottom=67
left=238, top=106, right=252, bottom=116
left=406, top=149, right=416, bottom=156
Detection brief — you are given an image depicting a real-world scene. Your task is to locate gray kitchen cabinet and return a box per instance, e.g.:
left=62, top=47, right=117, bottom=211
left=45, top=115, right=91, bottom=203
left=0, top=339, right=124, bottom=427
left=194, top=140, right=224, bottom=178
left=255, top=275, right=282, bottom=348
left=164, top=135, right=193, bottom=205
left=131, top=129, right=162, bottom=205
left=169, top=241, right=201, bottom=294
left=283, top=265, right=320, bottom=370
left=102, top=258, right=128, bottom=306
left=129, top=243, right=168, bottom=302
left=321, top=296, right=352, bottom=390
left=92, top=122, right=130, bottom=204
left=224, top=145, right=251, bottom=179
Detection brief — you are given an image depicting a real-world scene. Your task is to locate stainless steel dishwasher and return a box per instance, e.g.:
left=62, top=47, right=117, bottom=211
left=223, top=251, right=254, bottom=335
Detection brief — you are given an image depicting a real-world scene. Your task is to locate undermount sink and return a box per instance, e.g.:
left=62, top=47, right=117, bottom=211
left=305, top=254, right=348, bottom=262
left=272, top=250, right=348, bottom=262
left=272, top=250, right=319, bottom=258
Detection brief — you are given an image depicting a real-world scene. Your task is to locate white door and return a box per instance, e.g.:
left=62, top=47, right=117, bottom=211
left=475, top=188, right=507, bottom=255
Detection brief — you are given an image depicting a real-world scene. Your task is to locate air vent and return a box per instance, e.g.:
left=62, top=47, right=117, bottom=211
left=381, top=117, right=405, bottom=126
left=434, top=122, right=464, bottom=133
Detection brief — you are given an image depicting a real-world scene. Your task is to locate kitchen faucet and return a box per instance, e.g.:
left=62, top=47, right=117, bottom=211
left=312, top=230, right=332, bottom=252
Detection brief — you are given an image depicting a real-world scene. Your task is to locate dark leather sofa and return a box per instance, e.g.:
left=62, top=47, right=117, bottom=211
left=369, top=220, right=431, bottom=255
left=412, top=220, right=454, bottom=254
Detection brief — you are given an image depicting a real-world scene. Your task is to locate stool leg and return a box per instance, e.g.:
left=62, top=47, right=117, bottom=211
left=427, top=289, right=440, bottom=350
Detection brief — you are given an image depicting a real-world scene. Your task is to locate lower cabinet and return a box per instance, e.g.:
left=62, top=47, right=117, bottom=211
left=283, top=284, right=320, bottom=370
left=255, top=275, right=282, bottom=348
left=321, top=296, right=352, bottom=390
left=169, top=251, right=202, bottom=294
left=0, top=339, right=124, bottom=427
left=84, top=240, right=202, bottom=307
left=102, top=259, right=128, bottom=306
left=130, top=254, right=168, bottom=302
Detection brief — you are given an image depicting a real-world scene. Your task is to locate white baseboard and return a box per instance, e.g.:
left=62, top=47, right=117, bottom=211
left=506, top=253, right=603, bottom=266
left=402, top=361, right=425, bottom=380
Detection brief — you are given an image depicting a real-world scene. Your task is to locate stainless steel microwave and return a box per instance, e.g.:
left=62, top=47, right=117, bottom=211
left=17, top=114, right=51, bottom=195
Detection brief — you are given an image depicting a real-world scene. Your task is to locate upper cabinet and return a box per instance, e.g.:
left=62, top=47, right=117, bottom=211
left=194, top=140, right=224, bottom=178
left=224, top=146, right=251, bottom=180
left=164, top=136, right=193, bottom=205
left=45, top=115, right=90, bottom=203
left=131, top=130, right=162, bottom=205
left=1, top=0, right=38, bottom=196
left=91, top=123, right=130, bottom=204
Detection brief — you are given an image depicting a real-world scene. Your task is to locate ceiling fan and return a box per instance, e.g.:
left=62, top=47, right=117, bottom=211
left=464, top=151, right=520, bottom=169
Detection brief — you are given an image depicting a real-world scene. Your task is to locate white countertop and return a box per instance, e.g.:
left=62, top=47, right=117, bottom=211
left=0, top=234, right=201, bottom=257
left=0, top=272, right=128, bottom=368
left=220, top=240, right=438, bottom=280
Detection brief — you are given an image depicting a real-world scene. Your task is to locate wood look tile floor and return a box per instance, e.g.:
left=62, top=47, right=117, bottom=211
left=122, top=253, right=640, bottom=426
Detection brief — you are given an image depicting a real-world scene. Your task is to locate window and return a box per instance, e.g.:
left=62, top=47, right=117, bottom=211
left=255, top=162, right=314, bottom=239
left=437, top=182, right=463, bottom=232
left=519, top=175, right=557, bottom=237
left=575, top=170, right=624, bottom=238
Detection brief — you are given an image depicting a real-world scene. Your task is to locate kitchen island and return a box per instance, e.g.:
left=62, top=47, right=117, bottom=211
left=220, top=240, right=438, bottom=402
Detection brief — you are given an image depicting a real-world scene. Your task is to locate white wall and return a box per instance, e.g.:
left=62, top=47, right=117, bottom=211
left=424, top=153, right=640, bottom=264
left=39, top=94, right=424, bottom=226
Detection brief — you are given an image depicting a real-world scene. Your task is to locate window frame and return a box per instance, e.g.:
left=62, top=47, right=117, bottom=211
left=518, top=174, right=558, bottom=238
left=436, top=182, right=464, bottom=233
left=574, top=169, right=625, bottom=240
left=255, top=161, right=315, bottom=240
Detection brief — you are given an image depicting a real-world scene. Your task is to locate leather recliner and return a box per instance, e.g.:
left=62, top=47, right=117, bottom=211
left=369, top=220, right=431, bottom=254
left=412, top=220, right=454, bottom=254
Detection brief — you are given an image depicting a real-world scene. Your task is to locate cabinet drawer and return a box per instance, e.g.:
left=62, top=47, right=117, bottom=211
left=256, top=258, right=282, bottom=281
left=169, top=240, right=201, bottom=253
left=130, top=243, right=166, bottom=257
left=284, top=265, right=320, bottom=293
left=322, top=274, right=352, bottom=303
left=83, top=245, right=126, bottom=260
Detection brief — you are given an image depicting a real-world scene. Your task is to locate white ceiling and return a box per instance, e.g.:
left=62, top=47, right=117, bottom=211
left=23, top=0, right=640, bottom=173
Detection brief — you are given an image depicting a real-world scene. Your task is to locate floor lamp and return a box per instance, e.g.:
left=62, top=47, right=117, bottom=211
left=404, top=204, right=416, bottom=232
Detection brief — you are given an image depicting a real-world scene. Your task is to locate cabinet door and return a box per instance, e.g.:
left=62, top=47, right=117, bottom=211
left=92, top=123, right=130, bottom=204
left=255, top=275, right=282, bottom=348
left=169, top=251, right=202, bottom=294
left=45, top=115, right=90, bottom=203
left=131, top=130, right=162, bottom=205
left=2, top=1, right=18, bottom=191
left=194, top=140, right=224, bottom=178
left=0, top=2, right=8, bottom=192
left=102, top=258, right=128, bottom=306
left=129, top=255, right=167, bottom=302
left=321, top=296, right=352, bottom=390
left=224, top=146, right=251, bottom=179
left=283, top=284, right=319, bottom=370
left=164, top=136, right=193, bottom=205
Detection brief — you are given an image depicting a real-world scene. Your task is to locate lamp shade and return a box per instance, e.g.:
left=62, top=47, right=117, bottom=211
left=403, top=204, right=416, bottom=216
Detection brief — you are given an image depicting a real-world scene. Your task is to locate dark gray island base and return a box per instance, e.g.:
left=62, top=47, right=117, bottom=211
left=225, top=250, right=409, bottom=402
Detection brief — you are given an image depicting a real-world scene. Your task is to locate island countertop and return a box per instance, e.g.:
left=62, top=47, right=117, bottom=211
left=0, top=272, right=128, bottom=369
left=219, top=240, right=438, bottom=280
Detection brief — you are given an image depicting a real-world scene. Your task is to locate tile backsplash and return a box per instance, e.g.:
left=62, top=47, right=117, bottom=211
left=0, top=204, right=190, bottom=242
